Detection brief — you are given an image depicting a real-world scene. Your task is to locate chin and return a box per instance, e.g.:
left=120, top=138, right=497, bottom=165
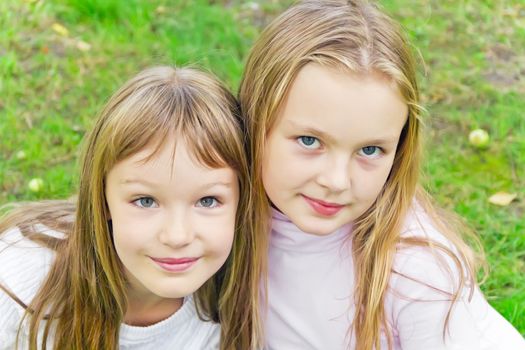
left=150, top=284, right=198, bottom=299
left=294, top=218, right=342, bottom=236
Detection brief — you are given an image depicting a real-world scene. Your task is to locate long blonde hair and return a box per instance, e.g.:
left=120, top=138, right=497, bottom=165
left=239, top=1, right=484, bottom=349
left=0, top=66, right=261, bottom=349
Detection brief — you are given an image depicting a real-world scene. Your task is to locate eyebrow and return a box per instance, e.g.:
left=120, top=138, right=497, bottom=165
left=198, top=181, right=234, bottom=190
left=286, top=119, right=400, bottom=145
left=358, top=137, right=400, bottom=146
left=121, top=178, right=158, bottom=187
left=286, top=120, right=338, bottom=144
left=120, top=178, right=234, bottom=190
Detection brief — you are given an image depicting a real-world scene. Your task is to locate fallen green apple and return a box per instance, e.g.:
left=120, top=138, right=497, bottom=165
left=28, top=178, right=44, bottom=192
left=468, top=129, right=489, bottom=148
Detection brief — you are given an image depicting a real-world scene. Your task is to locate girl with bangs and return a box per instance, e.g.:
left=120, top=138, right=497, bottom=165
left=239, top=1, right=524, bottom=349
left=0, top=66, right=260, bottom=349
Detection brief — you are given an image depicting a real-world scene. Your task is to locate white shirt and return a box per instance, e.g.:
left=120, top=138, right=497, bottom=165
left=0, top=227, right=220, bottom=349
left=265, top=207, right=525, bottom=349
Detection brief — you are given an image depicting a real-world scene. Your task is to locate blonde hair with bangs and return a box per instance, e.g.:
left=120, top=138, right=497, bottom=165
left=239, top=1, right=484, bottom=349
left=1, top=66, right=260, bottom=349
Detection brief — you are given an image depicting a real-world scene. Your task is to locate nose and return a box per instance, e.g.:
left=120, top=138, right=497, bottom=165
left=316, top=154, right=351, bottom=192
left=159, top=209, right=195, bottom=248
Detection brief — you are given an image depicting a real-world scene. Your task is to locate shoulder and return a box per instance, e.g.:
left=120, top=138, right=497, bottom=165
left=385, top=206, right=525, bottom=348
left=390, top=205, right=468, bottom=301
left=185, top=296, right=221, bottom=350
left=0, top=226, right=57, bottom=293
left=185, top=300, right=221, bottom=349
left=0, top=226, right=57, bottom=328
left=384, top=210, right=524, bottom=349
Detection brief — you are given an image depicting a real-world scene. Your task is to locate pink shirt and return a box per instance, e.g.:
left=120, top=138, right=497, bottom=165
left=265, top=207, right=525, bottom=349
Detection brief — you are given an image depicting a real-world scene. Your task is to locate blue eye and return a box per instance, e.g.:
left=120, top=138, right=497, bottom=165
left=297, top=136, right=320, bottom=149
left=133, top=197, right=158, bottom=208
left=197, top=196, right=219, bottom=208
left=359, top=146, right=382, bottom=158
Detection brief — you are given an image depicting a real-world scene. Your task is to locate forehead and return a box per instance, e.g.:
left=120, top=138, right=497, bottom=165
left=109, top=139, right=236, bottom=185
left=274, top=63, right=408, bottom=144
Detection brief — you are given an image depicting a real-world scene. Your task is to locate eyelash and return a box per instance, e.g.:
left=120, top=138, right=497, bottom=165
left=131, top=196, right=222, bottom=209
left=296, top=136, right=322, bottom=150
left=295, top=135, right=385, bottom=159
left=357, top=146, right=384, bottom=159
left=296, top=136, right=384, bottom=159
left=195, top=196, right=221, bottom=208
left=132, top=196, right=158, bottom=209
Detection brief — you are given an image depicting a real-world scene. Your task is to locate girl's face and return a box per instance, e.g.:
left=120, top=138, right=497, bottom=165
left=262, top=63, right=408, bottom=235
left=105, top=139, right=238, bottom=302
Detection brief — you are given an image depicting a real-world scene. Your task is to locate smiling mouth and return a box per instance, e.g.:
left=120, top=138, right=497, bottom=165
left=301, top=194, right=345, bottom=216
left=150, top=257, right=200, bottom=272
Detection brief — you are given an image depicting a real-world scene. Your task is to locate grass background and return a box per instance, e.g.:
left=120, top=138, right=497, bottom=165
left=1, top=0, right=523, bottom=334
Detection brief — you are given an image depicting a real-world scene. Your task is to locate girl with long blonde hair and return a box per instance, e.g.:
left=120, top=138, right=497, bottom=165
left=0, top=66, right=260, bottom=349
left=239, top=1, right=524, bottom=349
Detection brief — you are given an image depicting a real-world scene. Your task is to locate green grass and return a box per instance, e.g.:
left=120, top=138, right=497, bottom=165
left=1, top=0, right=524, bottom=334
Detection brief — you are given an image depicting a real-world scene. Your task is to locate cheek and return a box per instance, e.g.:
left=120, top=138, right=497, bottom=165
left=262, top=142, right=280, bottom=193
left=206, top=225, right=234, bottom=267
left=112, top=224, right=140, bottom=256
left=262, top=141, right=310, bottom=194
left=216, top=227, right=235, bottom=256
left=262, top=154, right=292, bottom=197
left=199, top=214, right=235, bottom=256
left=355, top=162, right=394, bottom=199
left=111, top=211, right=154, bottom=256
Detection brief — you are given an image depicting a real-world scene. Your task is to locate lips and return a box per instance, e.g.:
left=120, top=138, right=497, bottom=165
left=150, top=256, right=200, bottom=272
left=302, top=194, right=345, bottom=216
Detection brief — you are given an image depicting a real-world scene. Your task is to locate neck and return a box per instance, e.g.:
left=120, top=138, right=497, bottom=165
left=124, top=281, right=183, bottom=327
